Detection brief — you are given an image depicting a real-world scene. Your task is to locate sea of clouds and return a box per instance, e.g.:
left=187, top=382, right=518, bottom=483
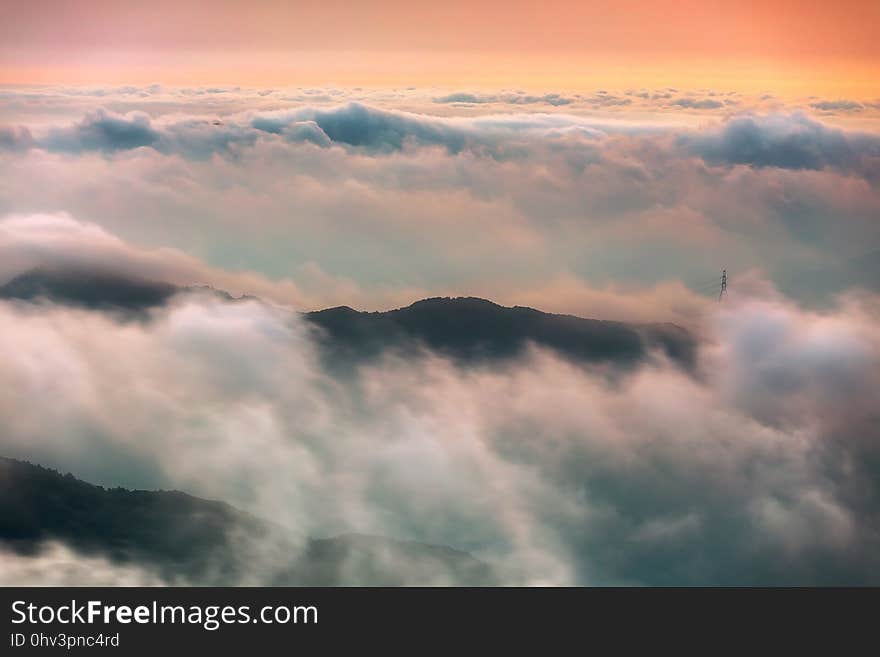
left=1, top=221, right=878, bottom=584
left=2, top=92, right=878, bottom=316
left=1, top=88, right=879, bottom=584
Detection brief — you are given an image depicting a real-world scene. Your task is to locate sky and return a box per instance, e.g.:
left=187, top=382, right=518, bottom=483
left=2, top=1, right=879, bottom=96
left=1, top=1, right=880, bottom=585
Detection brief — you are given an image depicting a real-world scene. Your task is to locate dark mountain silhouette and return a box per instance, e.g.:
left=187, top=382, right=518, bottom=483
left=0, top=456, right=264, bottom=582
left=0, top=267, right=178, bottom=311
left=307, top=297, right=696, bottom=368
left=0, top=267, right=696, bottom=367
left=0, top=457, right=496, bottom=586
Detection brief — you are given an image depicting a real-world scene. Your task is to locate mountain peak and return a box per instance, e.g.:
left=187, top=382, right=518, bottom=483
left=0, top=267, right=696, bottom=368
left=307, top=294, right=696, bottom=368
left=405, top=296, right=503, bottom=309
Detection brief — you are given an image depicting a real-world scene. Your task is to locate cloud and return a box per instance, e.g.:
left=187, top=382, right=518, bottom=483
left=0, top=213, right=290, bottom=297
left=40, top=108, right=263, bottom=158
left=14, top=103, right=605, bottom=157
left=256, top=103, right=609, bottom=152
left=583, top=93, right=632, bottom=107
left=0, top=125, right=35, bottom=150
left=10, top=103, right=880, bottom=182
left=0, top=212, right=725, bottom=327
left=302, top=103, right=466, bottom=151
left=0, top=283, right=879, bottom=584
left=810, top=100, right=864, bottom=112
left=672, top=97, right=725, bottom=110
left=683, top=113, right=880, bottom=177
left=433, top=92, right=574, bottom=106
left=3, top=85, right=876, bottom=133
left=433, top=92, right=496, bottom=104
left=9, top=103, right=876, bottom=182
left=45, top=109, right=159, bottom=152
left=280, top=120, right=332, bottom=146
left=0, top=542, right=171, bottom=586
left=2, top=89, right=880, bottom=585
left=2, top=106, right=879, bottom=311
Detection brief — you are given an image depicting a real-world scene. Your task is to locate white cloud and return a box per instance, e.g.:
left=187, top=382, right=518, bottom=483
left=1, top=281, right=878, bottom=584
left=0, top=543, right=170, bottom=586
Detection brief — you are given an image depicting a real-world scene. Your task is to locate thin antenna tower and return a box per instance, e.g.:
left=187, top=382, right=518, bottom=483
left=719, top=269, right=727, bottom=301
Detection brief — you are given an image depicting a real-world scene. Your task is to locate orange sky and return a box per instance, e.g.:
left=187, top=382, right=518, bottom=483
left=2, top=1, right=878, bottom=95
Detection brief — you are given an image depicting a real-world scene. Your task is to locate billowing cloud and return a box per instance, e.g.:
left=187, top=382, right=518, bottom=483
left=0, top=212, right=316, bottom=307
left=40, top=108, right=261, bottom=158
left=582, top=92, right=632, bottom=107
left=0, top=213, right=728, bottom=327
left=6, top=104, right=877, bottom=183
left=45, top=109, right=159, bottom=152
left=0, top=542, right=170, bottom=586
left=5, top=103, right=613, bottom=157
left=433, top=92, right=574, bottom=106
left=1, top=280, right=879, bottom=585
left=683, top=113, right=880, bottom=177
left=810, top=100, right=864, bottom=112
left=249, top=102, right=619, bottom=153
left=0, top=91, right=878, bottom=587
left=2, top=84, right=880, bottom=587
left=7, top=103, right=880, bottom=185
left=2, top=106, right=878, bottom=313
left=672, top=97, right=725, bottom=110
left=0, top=125, right=34, bottom=150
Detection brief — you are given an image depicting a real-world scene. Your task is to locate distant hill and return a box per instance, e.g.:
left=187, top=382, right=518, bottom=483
left=306, top=297, right=695, bottom=368
left=0, top=267, right=178, bottom=312
left=0, top=267, right=696, bottom=368
left=0, top=456, right=263, bottom=582
left=0, top=457, right=496, bottom=586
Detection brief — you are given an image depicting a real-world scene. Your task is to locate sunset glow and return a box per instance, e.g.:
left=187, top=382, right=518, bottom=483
left=2, top=1, right=878, bottom=97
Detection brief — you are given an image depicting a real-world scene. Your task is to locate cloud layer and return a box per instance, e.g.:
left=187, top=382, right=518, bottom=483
left=1, top=87, right=879, bottom=585
left=2, top=102, right=878, bottom=315
left=1, top=271, right=879, bottom=584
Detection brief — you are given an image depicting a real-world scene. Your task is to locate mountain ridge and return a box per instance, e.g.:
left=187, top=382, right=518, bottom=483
left=0, top=267, right=696, bottom=367
left=307, top=294, right=695, bottom=367
left=0, top=456, right=498, bottom=586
